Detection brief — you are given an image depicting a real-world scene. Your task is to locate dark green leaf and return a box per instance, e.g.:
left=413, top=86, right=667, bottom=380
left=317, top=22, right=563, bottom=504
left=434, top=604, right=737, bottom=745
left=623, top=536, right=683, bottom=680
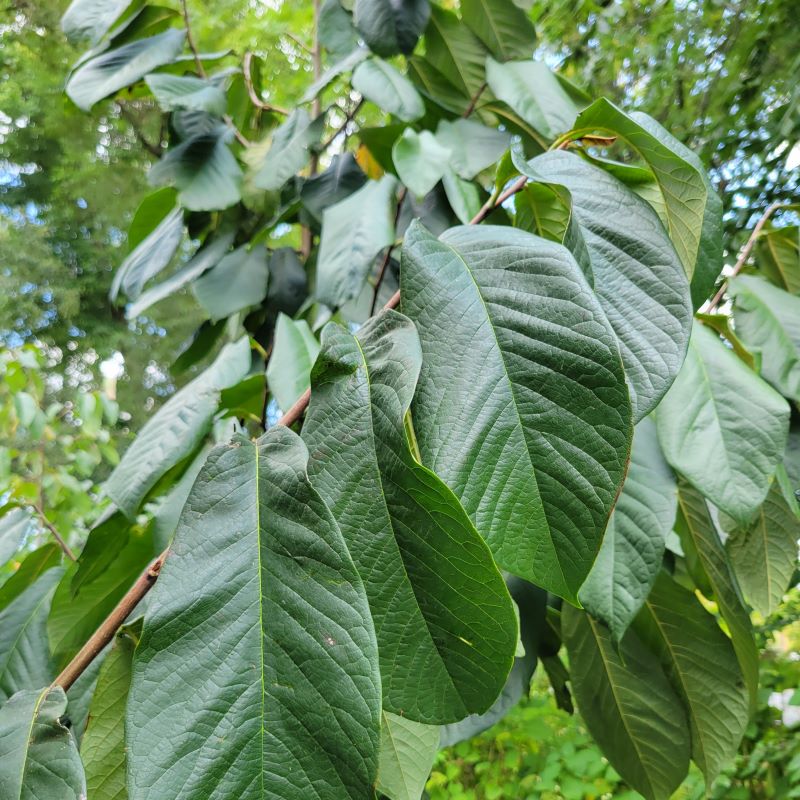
left=319, top=0, right=361, bottom=58
left=253, top=110, right=324, bottom=191
left=193, top=244, right=270, bottom=320
left=579, top=417, right=677, bottom=642
left=0, top=544, right=61, bottom=613
left=353, top=0, right=430, bottom=57
left=352, top=58, right=425, bottom=122
left=461, top=0, right=535, bottom=61
left=517, top=150, right=693, bottom=421
left=656, top=322, right=789, bottom=523
left=0, top=687, right=85, bottom=799
left=126, top=187, right=178, bottom=251
left=562, top=606, right=690, bottom=800
left=301, top=153, right=367, bottom=223
left=266, top=248, right=308, bottom=317
left=756, top=225, right=800, bottom=294
left=127, top=428, right=381, bottom=799
left=66, top=29, right=186, bottom=110
left=266, top=313, right=320, bottom=412
left=401, top=222, right=632, bottom=602
left=304, top=312, right=518, bottom=722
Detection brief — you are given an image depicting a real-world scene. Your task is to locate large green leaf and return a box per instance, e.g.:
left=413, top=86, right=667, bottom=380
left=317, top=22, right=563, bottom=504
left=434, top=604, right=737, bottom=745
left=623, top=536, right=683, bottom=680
left=461, top=0, right=535, bottom=61
left=149, top=125, right=243, bottom=212
left=0, top=568, right=62, bottom=704
left=756, top=224, right=800, bottom=294
left=66, top=29, right=186, bottom=110
left=110, top=206, right=184, bottom=301
left=353, top=0, right=430, bottom=57
left=579, top=417, right=677, bottom=642
left=304, top=312, right=517, bottom=722
left=316, top=175, right=398, bottom=307
left=434, top=118, right=510, bottom=180
left=266, top=313, right=320, bottom=412
left=561, top=606, right=690, bottom=800
left=635, top=572, right=749, bottom=785
left=724, top=470, right=800, bottom=617
left=563, top=99, right=708, bottom=281
left=0, top=544, right=61, bottom=613
left=517, top=150, right=693, bottom=421
left=126, top=229, right=236, bottom=319
left=439, top=576, right=545, bottom=746
left=392, top=129, right=451, bottom=197
left=376, top=712, right=439, bottom=800
left=656, top=322, right=789, bottom=523
left=47, top=525, right=153, bottom=671
left=401, top=222, right=632, bottom=602
left=193, top=244, right=270, bottom=321
left=0, top=687, right=85, bottom=799
left=424, top=5, right=488, bottom=100
left=730, top=274, right=800, bottom=401
left=104, top=337, right=251, bottom=516
left=352, top=58, right=424, bottom=122
left=674, top=482, right=759, bottom=710
left=485, top=58, right=580, bottom=140
left=82, top=623, right=140, bottom=800
left=127, top=427, right=380, bottom=800
left=145, top=73, right=227, bottom=115
left=319, top=0, right=361, bottom=58
left=627, top=112, right=723, bottom=308
left=61, top=0, right=133, bottom=45
left=253, top=110, right=324, bottom=192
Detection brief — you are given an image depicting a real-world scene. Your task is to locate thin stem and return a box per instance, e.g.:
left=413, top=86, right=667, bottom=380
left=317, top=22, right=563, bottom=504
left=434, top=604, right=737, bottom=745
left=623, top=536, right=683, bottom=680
left=301, top=0, right=323, bottom=260
left=35, top=506, right=77, bottom=562
left=704, top=201, right=787, bottom=313
left=370, top=187, right=407, bottom=315
left=321, top=98, right=364, bottom=152
left=180, top=0, right=207, bottom=78
left=463, top=82, right=487, bottom=118
left=243, top=52, right=289, bottom=115
left=53, top=552, right=166, bottom=691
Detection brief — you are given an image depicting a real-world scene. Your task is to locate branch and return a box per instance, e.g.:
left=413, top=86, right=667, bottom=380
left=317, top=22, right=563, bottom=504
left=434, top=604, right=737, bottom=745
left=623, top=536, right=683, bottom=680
left=704, top=201, right=787, bottom=313
left=320, top=98, right=364, bottom=152
left=180, top=0, right=207, bottom=78
left=53, top=551, right=166, bottom=692
left=463, top=82, right=487, bottom=118
left=116, top=103, right=163, bottom=157
left=35, top=506, right=76, bottom=562
left=243, top=52, right=289, bottom=115
left=371, top=187, right=407, bottom=315
left=49, top=171, right=531, bottom=692
left=301, top=0, right=323, bottom=260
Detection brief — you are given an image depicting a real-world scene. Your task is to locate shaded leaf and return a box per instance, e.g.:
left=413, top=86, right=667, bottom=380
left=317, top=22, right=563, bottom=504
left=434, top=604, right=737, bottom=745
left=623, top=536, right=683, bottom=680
left=0, top=544, right=61, bottom=613
left=301, top=153, right=367, bottom=223
left=253, top=109, right=324, bottom=191
left=461, top=0, right=535, bottom=61
left=266, top=313, right=320, bottom=412
left=353, top=0, right=430, bottom=57
left=352, top=58, right=425, bottom=122
left=376, top=712, right=439, bottom=800
left=319, top=0, right=361, bottom=58
left=756, top=224, right=800, bottom=294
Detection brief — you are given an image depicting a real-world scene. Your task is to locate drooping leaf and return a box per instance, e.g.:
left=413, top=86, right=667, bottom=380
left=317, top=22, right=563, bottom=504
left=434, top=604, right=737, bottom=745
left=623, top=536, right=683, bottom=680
left=634, top=572, right=749, bottom=785
left=145, top=73, right=227, bottom=115
left=319, top=0, right=361, bottom=59
left=516, top=149, right=693, bottom=421
left=111, top=206, right=184, bottom=301
left=47, top=525, right=153, bottom=671
left=316, top=174, right=398, bottom=307
left=441, top=168, right=482, bottom=224
left=656, top=322, right=789, bottom=523
left=0, top=568, right=62, bottom=704
left=579, top=417, right=677, bottom=642
left=193, top=244, right=270, bottom=321
left=0, top=687, right=86, bottom=799
left=126, top=229, right=236, bottom=319
left=253, top=109, right=324, bottom=191
left=563, top=100, right=709, bottom=282
left=724, top=470, right=800, bottom=617
left=376, top=712, right=439, bottom=800
left=301, top=153, right=367, bottom=223
left=66, top=29, right=186, bottom=110
left=0, top=508, right=32, bottom=568
left=149, top=125, right=243, bottom=212
left=439, top=576, right=545, bottom=746
left=424, top=5, right=488, bottom=100
left=407, top=56, right=472, bottom=116
left=730, top=274, right=800, bottom=401
left=461, top=0, right=535, bottom=61
left=674, top=482, right=759, bottom=710
left=266, top=313, right=320, bottom=412
left=0, top=544, right=61, bottom=613
left=266, top=248, right=308, bottom=317
left=353, top=0, right=430, bottom=57
left=352, top=58, right=425, bottom=122
left=562, top=606, right=690, bottom=800
left=82, top=622, right=141, bottom=800
left=127, top=428, right=381, bottom=800
left=486, top=58, right=580, bottom=140
left=756, top=224, right=800, bottom=294
left=61, top=0, right=133, bottom=45
left=392, top=129, right=451, bottom=197
left=434, top=118, right=510, bottom=179
left=104, top=337, right=252, bottom=516
left=303, top=312, right=518, bottom=722
left=401, top=222, right=632, bottom=602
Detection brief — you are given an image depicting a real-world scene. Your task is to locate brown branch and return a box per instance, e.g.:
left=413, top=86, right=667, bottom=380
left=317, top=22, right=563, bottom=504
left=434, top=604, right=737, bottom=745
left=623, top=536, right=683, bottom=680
left=180, top=0, right=207, bottom=78
left=301, top=0, right=323, bottom=260
left=705, top=201, right=787, bottom=312
left=463, top=82, right=487, bottom=118
left=49, top=168, right=531, bottom=694
left=371, top=187, right=408, bottom=315
left=243, top=52, right=289, bottom=115
left=35, top=506, right=76, bottom=562
left=53, top=551, right=166, bottom=692
left=321, top=98, right=364, bottom=152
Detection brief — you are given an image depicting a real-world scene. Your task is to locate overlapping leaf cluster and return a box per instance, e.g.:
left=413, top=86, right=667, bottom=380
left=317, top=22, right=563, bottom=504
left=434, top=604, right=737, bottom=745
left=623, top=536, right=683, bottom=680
left=1, top=1, right=798, bottom=799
